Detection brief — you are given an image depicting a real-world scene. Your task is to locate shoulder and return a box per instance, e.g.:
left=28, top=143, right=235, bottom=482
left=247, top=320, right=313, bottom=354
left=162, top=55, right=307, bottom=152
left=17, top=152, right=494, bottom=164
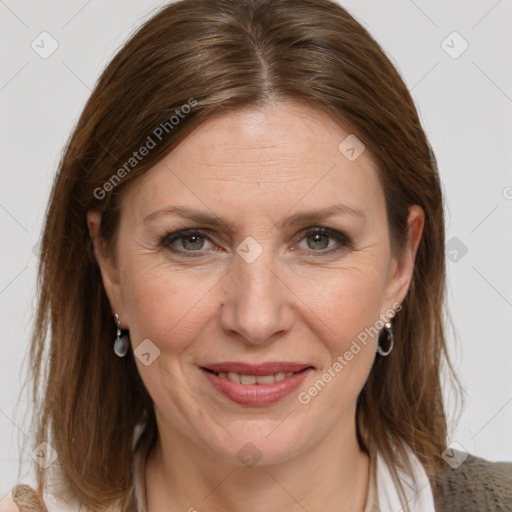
left=0, top=490, right=18, bottom=512
left=431, top=450, right=512, bottom=512
left=0, top=484, right=47, bottom=512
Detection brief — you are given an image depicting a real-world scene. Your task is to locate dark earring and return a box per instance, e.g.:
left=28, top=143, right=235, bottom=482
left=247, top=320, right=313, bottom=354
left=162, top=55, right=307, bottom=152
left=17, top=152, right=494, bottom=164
left=114, top=313, right=129, bottom=357
left=377, top=320, right=394, bottom=356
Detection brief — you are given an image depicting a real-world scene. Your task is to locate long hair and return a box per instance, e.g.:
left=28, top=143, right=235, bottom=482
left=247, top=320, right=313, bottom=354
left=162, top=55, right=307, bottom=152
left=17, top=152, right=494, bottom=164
left=27, top=0, right=462, bottom=509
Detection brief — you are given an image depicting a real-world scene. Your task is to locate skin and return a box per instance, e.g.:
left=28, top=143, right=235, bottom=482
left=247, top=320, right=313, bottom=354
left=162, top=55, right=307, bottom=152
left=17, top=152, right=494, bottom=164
left=88, top=100, right=424, bottom=512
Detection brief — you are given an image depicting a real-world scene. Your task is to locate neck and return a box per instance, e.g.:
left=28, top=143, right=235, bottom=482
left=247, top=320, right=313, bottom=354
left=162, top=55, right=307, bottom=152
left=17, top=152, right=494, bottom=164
left=145, top=412, right=370, bottom=512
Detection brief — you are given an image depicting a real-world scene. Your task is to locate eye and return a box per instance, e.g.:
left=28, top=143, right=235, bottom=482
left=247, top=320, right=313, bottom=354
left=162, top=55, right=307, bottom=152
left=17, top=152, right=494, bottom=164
left=296, top=227, right=352, bottom=254
left=159, top=229, right=215, bottom=255
left=159, top=227, right=352, bottom=258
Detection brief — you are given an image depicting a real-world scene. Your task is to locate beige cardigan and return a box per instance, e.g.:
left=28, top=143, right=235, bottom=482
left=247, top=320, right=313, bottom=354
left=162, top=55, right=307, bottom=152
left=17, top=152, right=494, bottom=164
left=5, top=449, right=512, bottom=511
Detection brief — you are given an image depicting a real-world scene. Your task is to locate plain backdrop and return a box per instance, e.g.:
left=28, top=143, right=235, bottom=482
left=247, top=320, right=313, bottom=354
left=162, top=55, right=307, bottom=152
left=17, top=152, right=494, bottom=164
left=1, top=0, right=511, bottom=497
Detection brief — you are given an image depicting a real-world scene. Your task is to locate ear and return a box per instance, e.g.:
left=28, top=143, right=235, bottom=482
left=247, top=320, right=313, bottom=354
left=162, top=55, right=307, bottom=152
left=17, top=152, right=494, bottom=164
left=382, top=204, right=425, bottom=314
left=87, top=210, right=127, bottom=326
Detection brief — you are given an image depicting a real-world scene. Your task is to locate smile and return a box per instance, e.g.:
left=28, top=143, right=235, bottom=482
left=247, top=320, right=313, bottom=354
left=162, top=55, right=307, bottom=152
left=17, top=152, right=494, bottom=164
left=200, top=362, right=313, bottom=406
left=206, top=369, right=298, bottom=384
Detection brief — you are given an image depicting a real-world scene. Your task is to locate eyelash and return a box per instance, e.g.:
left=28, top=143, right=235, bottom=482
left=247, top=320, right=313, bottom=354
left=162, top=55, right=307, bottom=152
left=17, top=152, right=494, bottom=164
left=159, top=227, right=352, bottom=257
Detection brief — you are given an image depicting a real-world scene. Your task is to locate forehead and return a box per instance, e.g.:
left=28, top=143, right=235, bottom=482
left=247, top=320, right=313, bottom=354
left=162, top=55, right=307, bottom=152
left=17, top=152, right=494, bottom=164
left=123, top=100, right=385, bottom=222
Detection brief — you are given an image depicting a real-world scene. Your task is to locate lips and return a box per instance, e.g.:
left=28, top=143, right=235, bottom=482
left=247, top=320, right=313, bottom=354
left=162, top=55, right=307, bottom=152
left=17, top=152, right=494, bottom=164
left=202, top=361, right=311, bottom=375
left=200, top=361, right=313, bottom=406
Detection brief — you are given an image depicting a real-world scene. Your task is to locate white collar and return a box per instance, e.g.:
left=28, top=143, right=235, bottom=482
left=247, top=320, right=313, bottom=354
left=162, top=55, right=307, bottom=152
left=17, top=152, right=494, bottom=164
left=376, top=444, right=436, bottom=512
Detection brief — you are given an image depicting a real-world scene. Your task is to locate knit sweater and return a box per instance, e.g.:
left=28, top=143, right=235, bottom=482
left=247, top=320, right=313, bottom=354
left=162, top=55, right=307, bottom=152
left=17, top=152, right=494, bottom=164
left=430, top=450, right=512, bottom=512
left=5, top=449, right=512, bottom=511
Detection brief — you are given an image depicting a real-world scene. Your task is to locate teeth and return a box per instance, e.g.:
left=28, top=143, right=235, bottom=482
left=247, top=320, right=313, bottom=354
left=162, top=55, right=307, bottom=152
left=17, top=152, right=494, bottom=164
left=216, top=370, right=299, bottom=384
left=255, top=374, right=274, bottom=384
left=227, top=372, right=240, bottom=383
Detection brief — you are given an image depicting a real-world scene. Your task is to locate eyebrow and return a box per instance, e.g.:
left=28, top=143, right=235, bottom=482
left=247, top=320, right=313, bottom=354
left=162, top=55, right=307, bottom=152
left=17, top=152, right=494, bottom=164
left=143, top=203, right=366, bottom=229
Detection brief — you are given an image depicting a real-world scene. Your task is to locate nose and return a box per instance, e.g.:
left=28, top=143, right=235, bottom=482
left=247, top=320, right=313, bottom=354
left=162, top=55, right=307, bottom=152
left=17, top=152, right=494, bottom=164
left=220, top=250, right=295, bottom=345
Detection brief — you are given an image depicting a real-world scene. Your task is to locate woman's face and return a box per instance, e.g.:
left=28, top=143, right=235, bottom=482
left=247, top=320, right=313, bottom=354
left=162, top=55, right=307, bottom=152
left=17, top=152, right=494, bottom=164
left=89, top=100, right=423, bottom=466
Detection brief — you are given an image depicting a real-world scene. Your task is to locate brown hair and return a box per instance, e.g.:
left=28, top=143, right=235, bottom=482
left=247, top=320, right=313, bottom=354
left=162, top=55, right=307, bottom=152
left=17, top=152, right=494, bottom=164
left=26, top=0, right=462, bottom=509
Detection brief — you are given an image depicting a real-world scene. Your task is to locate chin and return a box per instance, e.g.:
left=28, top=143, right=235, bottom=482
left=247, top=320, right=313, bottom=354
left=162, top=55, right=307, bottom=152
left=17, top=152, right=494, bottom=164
left=202, top=418, right=319, bottom=468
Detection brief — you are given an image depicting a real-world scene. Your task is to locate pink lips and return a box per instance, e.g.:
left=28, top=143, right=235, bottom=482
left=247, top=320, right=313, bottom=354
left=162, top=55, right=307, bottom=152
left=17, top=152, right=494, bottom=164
left=200, top=361, right=313, bottom=406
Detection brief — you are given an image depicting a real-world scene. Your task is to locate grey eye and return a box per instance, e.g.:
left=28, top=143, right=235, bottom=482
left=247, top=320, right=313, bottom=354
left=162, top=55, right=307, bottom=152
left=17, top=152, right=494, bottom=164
left=305, top=233, right=332, bottom=250
left=180, top=235, right=206, bottom=251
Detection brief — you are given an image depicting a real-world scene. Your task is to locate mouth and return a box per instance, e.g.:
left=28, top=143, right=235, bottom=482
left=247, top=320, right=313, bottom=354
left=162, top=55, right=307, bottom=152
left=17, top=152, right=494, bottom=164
left=202, top=367, right=306, bottom=384
left=199, top=362, right=313, bottom=406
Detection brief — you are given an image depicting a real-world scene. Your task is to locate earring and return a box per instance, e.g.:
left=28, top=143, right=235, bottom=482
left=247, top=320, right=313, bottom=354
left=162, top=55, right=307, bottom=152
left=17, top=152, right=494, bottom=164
left=377, top=320, right=394, bottom=356
left=113, top=313, right=129, bottom=357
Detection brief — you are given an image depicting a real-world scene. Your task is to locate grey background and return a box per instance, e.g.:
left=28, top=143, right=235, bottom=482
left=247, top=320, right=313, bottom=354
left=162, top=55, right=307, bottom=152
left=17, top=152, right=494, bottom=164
left=1, top=0, right=511, bottom=496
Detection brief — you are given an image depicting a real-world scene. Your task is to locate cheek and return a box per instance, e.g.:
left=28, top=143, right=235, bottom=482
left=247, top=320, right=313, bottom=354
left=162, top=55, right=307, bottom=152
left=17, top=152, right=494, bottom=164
left=296, top=273, right=384, bottom=410
left=300, top=262, right=388, bottom=349
left=120, top=260, right=216, bottom=350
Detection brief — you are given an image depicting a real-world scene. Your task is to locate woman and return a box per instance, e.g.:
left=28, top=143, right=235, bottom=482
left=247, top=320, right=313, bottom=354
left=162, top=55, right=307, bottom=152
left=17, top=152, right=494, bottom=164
left=5, top=0, right=512, bottom=510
